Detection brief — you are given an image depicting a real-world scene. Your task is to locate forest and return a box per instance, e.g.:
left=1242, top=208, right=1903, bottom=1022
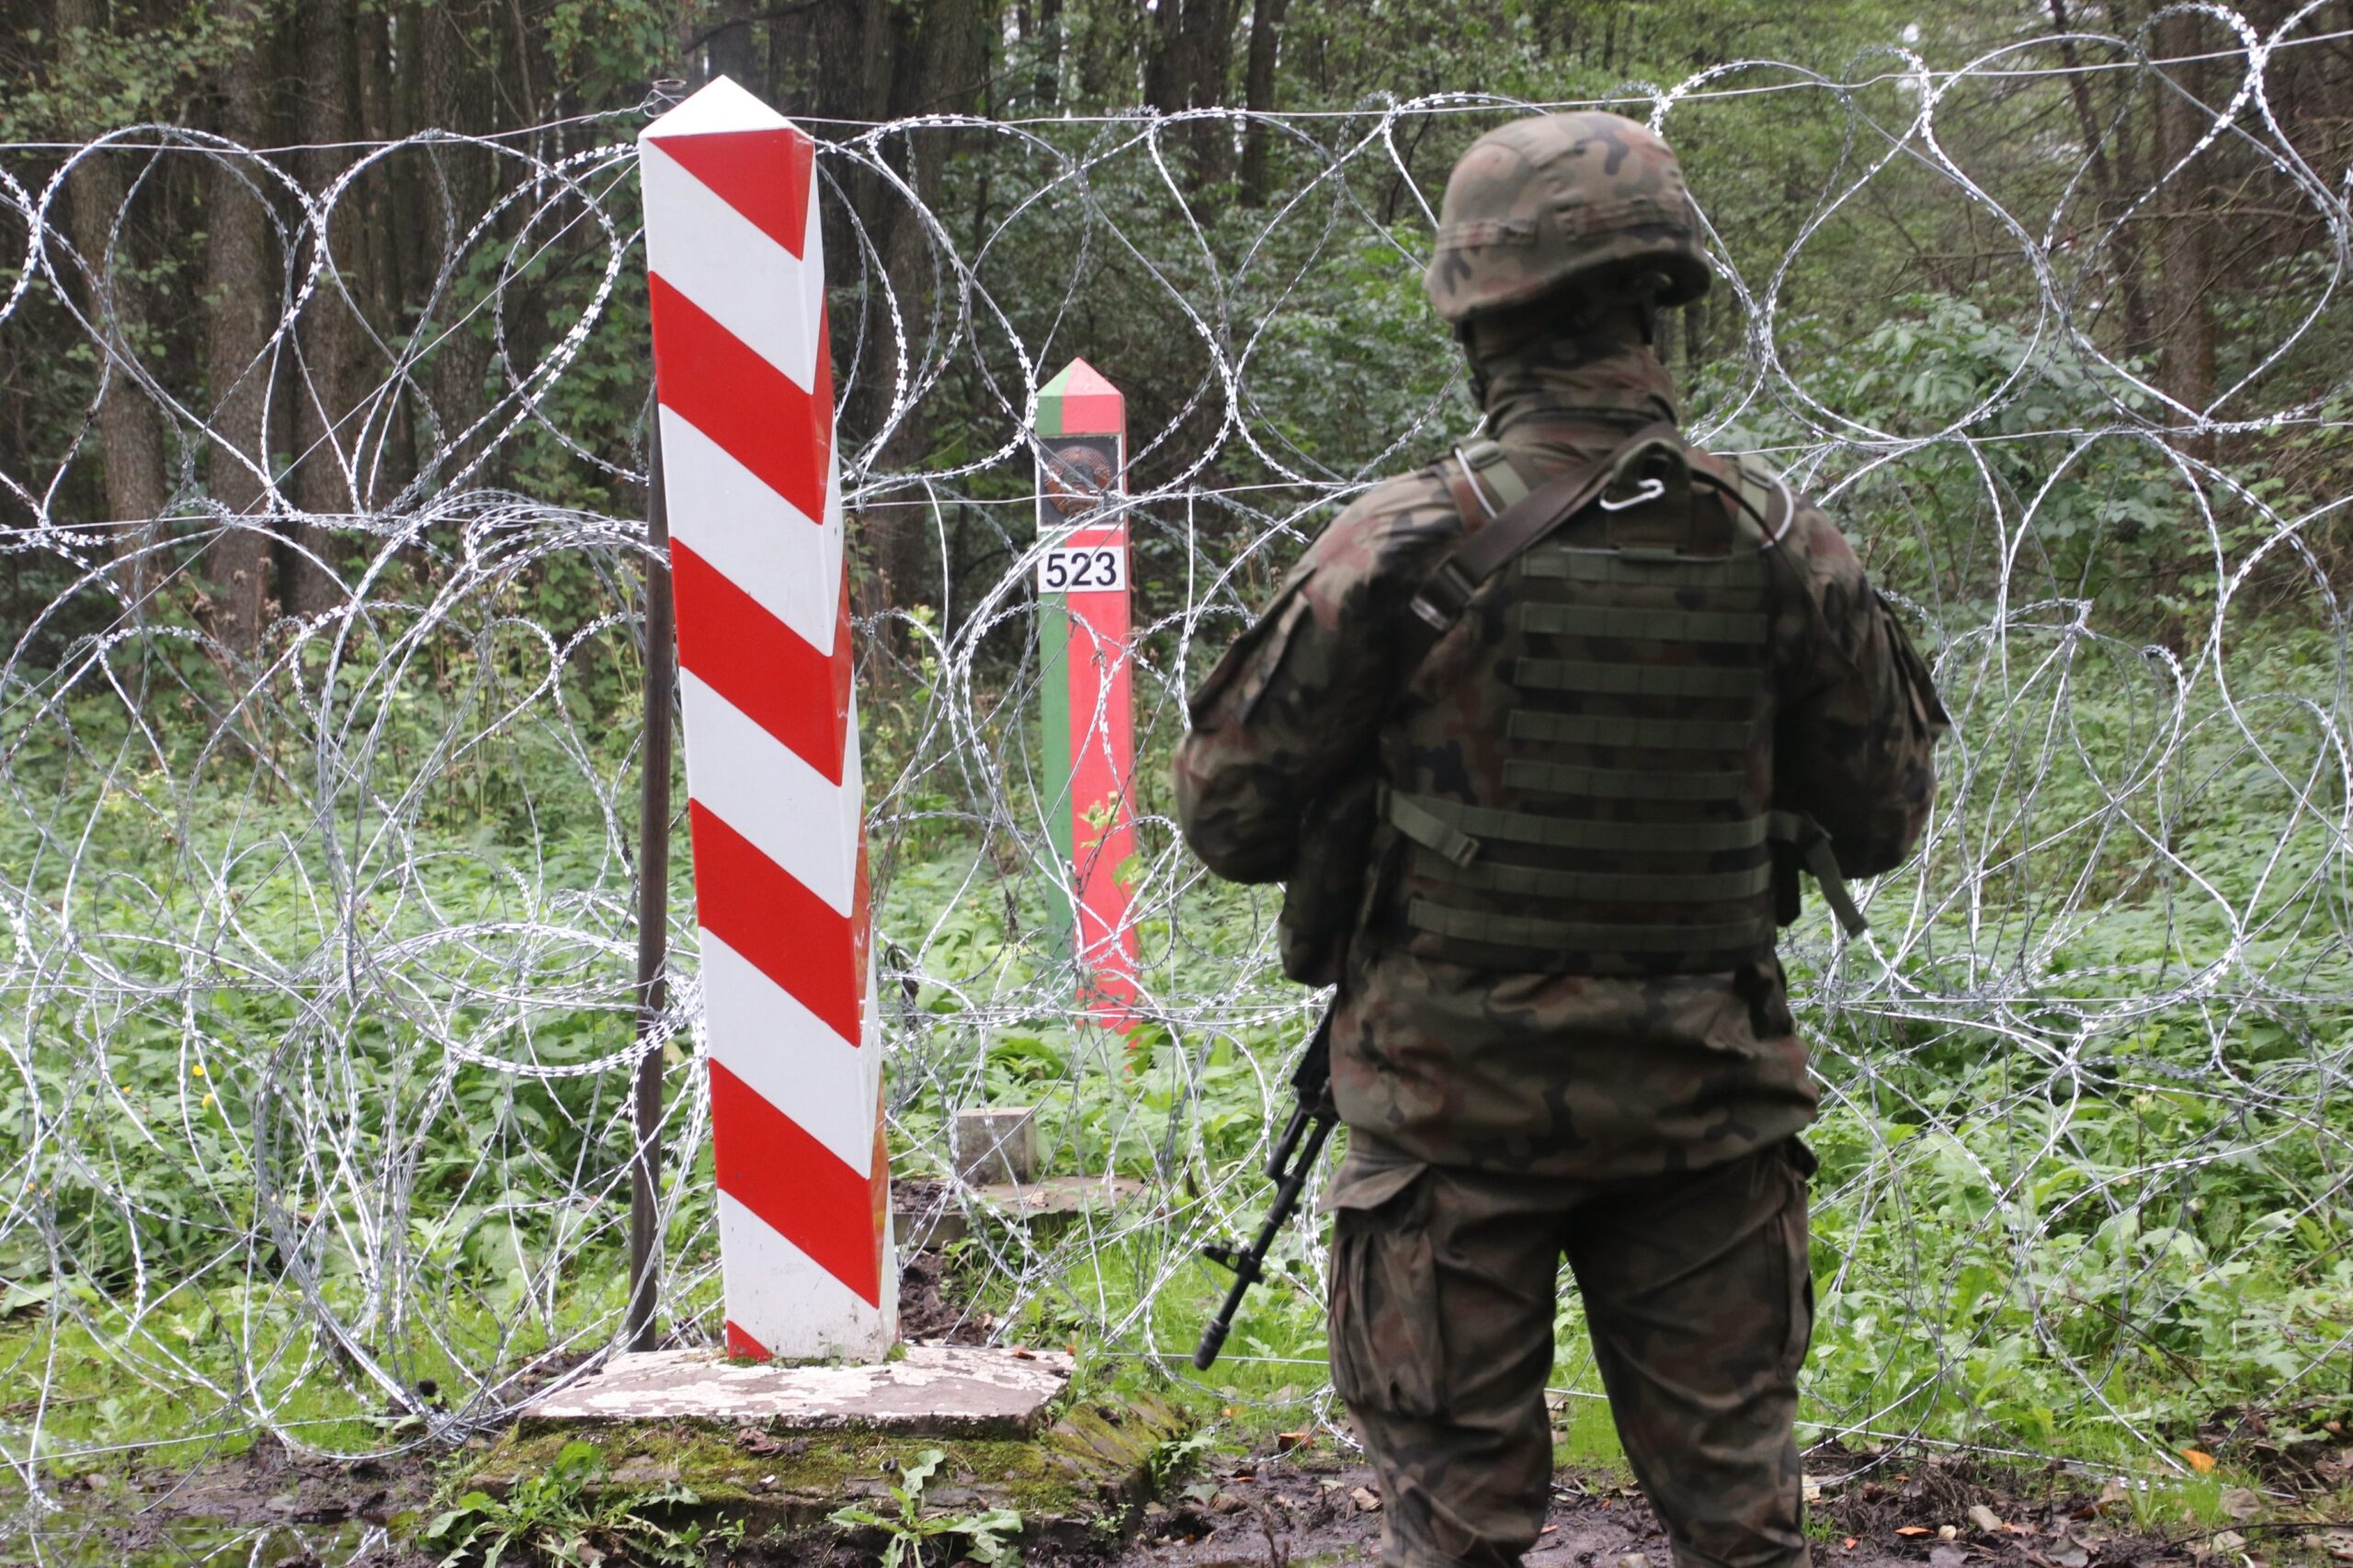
left=2, top=0, right=2352, bottom=1562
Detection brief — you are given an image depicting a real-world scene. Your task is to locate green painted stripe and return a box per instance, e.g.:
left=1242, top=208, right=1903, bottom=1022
left=1039, top=595, right=1075, bottom=949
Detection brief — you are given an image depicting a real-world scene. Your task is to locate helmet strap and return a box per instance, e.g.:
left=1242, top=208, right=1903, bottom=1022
left=1457, top=323, right=1492, bottom=410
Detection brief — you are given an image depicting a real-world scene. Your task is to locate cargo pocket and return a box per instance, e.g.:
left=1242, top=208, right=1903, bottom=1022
left=1325, top=1165, right=1444, bottom=1421
left=1774, top=1142, right=1817, bottom=1379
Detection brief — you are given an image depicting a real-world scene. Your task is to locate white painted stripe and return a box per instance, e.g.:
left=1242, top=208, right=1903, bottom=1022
left=659, top=407, right=843, bottom=654
left=639, top=74, right=790, bottom=140
left=641, top=140, right=826, bottom=390
left=716, top=1189, right=895, bottom=1359
left=677, top=669, right=861, bottom=915
left=699, top=930, right=880, bottom=1176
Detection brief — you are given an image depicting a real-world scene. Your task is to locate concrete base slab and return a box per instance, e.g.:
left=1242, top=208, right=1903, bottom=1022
left=470, top=1390, right=1194, bottom=1550
left=522, top=1346, right=1074, bottom=1438
left=896, top=1174, right=1150, bottom=1250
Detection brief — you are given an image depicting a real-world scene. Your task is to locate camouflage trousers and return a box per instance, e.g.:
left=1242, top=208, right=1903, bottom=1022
left=1325, top=1138, right=1817, bottom=1568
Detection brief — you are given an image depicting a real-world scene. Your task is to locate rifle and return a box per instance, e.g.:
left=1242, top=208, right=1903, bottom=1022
left=1193, top=1006, right=1338, bottom=1370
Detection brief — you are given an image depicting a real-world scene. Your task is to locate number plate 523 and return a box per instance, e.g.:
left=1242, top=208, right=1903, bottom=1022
left=1038, top=542, right=1127, bottom=594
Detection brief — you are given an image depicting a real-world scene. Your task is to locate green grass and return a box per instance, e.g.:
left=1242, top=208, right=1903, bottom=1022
left=0, top=613, right=2347, bottom=1488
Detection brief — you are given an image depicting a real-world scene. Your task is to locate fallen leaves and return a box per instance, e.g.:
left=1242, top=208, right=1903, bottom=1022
left=732, top=1427, right=808, bottom=1460
left=2181, top=1449, right=2219, bottom=1473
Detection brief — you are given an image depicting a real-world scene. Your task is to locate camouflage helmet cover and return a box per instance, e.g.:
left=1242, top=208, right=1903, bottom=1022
left=1424, top=111, right=1712, bottom=325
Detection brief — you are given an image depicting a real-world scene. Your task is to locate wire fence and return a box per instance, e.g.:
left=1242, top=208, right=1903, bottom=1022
left=3, top=12, right=2351, bottom=1502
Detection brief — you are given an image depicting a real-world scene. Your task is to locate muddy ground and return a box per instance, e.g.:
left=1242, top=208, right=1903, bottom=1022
left=28, top=1428, right=2352, bottom=1567
left=1108, top=1445, right=2348, bottom=1568
left=17, top=1252, right=2353, bottom=1565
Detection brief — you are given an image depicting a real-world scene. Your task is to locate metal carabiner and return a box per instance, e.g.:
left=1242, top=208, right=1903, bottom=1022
left=1597, top=476, right=1667, bottom=512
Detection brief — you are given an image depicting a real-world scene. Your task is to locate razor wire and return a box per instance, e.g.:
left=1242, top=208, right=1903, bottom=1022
left=1, top=9, right=2351, bottom=1504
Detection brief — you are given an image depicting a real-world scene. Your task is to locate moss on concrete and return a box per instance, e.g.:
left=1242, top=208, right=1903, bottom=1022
left=459, top=1392, right=1193, bottom=1549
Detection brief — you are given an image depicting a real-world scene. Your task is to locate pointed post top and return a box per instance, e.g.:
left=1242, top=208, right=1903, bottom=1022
left=639, top=76, right=816, bottom=260
left=641, top=74, right=792, bottom=143
left=1038, top=358, right=1124, bottom=438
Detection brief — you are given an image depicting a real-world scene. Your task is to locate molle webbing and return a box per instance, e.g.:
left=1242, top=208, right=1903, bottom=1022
left=1510, top=603, right=1768, bottom=642
left=1383, top=427, right=1792, bottom=975
left=1425, top=856, right=1773, bottom=903
left=1406, top=902, right=1778, bottom=955
left=1501, top=760, right=1749, bottom=801
left=1522, top=549, right=1760, bottom=585
left=1513, top=659, right=1761, bottom=698
left=1506, top=710, right=1754, bottom=750
left=1385, top=790, right=1772, bottom=856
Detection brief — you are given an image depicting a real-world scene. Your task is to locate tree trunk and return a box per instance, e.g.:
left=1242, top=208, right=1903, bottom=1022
left=203, top=0, right=278, bottom=653
left=290, top=0, right=362, bottom=615
left=55, top=0, right=170, bottom=608
left=2151, top=9, right=2217, bottom=450
left=1146, top=0, right=1238, bottom=194
left=1238, top=0, right=1290, bottom=205
left=1031, top=0, right=1063, bottom=108
left=703, top=0, right=764, bottom=88
left=2048, top=0, right=2154, bottom=354
left=421, top=0, right=495, bottom=485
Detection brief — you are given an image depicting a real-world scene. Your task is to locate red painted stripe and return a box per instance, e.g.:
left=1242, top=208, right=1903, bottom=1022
left=671, top=540, right=849, bottom=785
left=688, top=800, right=864, bottom=1046
left=668, top=537, right=851, bottom=781
left=649, top=274, right=832, bottom=523
left=648, top=125, right=815, bottom=259
left=710, top=1059, right=881, bottom=1308
left=725, top=1320, right=771, bottom=1360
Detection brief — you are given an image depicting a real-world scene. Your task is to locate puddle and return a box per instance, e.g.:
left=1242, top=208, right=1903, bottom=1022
left=4, top=1516, right=394, bottom=1565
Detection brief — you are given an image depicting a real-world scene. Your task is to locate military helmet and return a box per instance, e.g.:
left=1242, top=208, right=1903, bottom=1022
left=1424, top=111, right=1711, bottom=326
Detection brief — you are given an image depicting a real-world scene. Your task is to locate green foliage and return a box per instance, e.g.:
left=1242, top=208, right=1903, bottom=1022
left=1143, top=1425, right=1219, bottom=1494
left=827, top=1448, right=1025, bottom=1568
left=422, top=1438, right=733, bottom=1567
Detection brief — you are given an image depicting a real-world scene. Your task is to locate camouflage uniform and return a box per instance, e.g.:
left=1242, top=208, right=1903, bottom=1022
left=1176, top=113, right=1944, bottom=1568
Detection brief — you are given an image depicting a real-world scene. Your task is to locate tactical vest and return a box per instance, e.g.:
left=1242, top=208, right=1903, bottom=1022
left=1370, top=427, right=1863, bottom=977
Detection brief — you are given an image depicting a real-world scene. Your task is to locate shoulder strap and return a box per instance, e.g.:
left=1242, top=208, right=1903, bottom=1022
left=1407, top=420, right=1678, bottom=640
left=1691, top=452, right=1796, bottom=547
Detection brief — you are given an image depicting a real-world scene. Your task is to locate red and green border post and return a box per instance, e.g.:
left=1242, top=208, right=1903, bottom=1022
left=1035, top=358, right=1139, bottom=1031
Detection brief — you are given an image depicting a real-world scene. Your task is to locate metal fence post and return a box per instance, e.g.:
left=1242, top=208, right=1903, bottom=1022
left=627, top=423, right=675, bottom=1354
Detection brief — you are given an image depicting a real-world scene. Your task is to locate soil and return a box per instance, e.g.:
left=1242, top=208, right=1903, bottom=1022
left=24, top=1423, right=2353, bottom=1567
left=897, top=1244, right=996, bottom=1346
left=17, top=1251, right=2351, bottom=1566
left=27, top=1428, right=441, bottom=1564
left=1108, top=1445, right=2322, bottom=1568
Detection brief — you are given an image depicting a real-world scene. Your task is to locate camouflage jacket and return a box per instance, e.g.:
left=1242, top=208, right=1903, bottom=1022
left=1175, top=334, right=1944, bottom=1184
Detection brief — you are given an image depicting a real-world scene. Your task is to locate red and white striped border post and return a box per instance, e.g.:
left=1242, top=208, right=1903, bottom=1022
left=640, top=77, right=894, bottom=1361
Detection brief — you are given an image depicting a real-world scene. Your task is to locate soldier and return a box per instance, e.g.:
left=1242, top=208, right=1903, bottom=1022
left=1176, top=113, right=1946, bottom=1568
